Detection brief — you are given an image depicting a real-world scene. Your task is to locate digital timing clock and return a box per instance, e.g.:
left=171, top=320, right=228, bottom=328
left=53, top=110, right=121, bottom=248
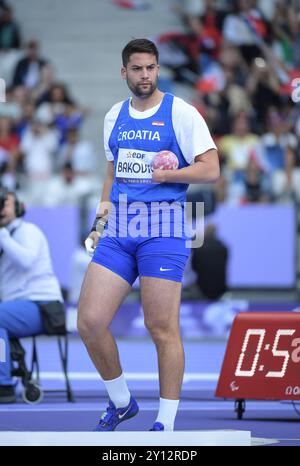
left=216, top=312, right=300, bottom=402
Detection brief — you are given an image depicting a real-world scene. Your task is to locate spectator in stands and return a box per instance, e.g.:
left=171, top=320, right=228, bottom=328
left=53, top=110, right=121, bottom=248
left=181, top=0, right=225, bottom=66
left=11, top=84, right=28, bottom=108
left=20, top=113, right=59, bottom=181
left=156, top=1, right=225, bottom=84
left=291, top=14, right=300, bottom=68
left=41, top=162, right=98, bottom=207
left=198, top=45, right=251, bottom=135
left=222, top=0, right=269, bottom=64
left=13, top=99, right=35, bottom=138
left=37, top=82, right=73, bottom=113
left=36, top=82, right=87, bottom=144
left=259, top=106, right=300, bottom=201
left=31, top=63, right=55, bottom=104
left=191, top=223, right=228, bottom=301
left=12, top=39, right=47, bottom=90
left=218, top=112, right=259, bottom=176
left=2, top=0, right=299, bottom=209
left=218, top=42, right=248, bottom=88
left=246, top=57, right=281, bottom=132
left=54, top=103, right=84, bottom=145
left=218, top=112, right=261, bottom=203
left=271, top=0, right=299, bottom=68
left=57, top=127, right=96, bottom=175
left=203, top=1, right=227, bottom=24
left=0, top=116, right=20, bottom=190
left=242, top=156, right=271, bottom=203
left=0, top=116, right=20, bottom=175
left=0, top=3, right=21, bottom=51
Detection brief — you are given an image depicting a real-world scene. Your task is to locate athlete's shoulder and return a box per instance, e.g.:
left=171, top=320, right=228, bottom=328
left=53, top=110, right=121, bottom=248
left=105, top=100, right=127, bottom=122
left=172, top=95, right=200, bottom=117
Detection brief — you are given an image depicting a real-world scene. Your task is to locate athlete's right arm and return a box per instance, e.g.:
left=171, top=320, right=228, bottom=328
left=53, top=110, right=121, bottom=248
left=85, top=161, right=114, bottom=256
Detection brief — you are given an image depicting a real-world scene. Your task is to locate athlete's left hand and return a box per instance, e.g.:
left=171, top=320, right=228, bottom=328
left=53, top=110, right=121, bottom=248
left=152, top=169, right=168, bottom=183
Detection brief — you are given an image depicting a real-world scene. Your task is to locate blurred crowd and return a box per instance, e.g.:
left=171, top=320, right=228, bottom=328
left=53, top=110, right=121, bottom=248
left=156, top=0, right=300, bottom=206
left=0, top=0, right=300, bottom=208
left=0, top=0, right=99, bottom=206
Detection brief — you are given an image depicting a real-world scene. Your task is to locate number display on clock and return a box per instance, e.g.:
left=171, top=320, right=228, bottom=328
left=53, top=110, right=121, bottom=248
left=216, top=312, right=300, bottom=400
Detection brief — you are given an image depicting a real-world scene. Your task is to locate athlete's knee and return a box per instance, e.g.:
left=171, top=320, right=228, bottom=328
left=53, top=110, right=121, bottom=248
left=144, top=317, right=179, bottom=344
left=77, top=312, right=108, bottom=342
left=77, top=314, right=92, bottom=341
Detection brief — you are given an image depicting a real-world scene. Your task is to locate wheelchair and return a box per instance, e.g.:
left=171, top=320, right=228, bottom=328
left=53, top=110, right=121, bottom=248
left=10, top=334, right=74, bottom=404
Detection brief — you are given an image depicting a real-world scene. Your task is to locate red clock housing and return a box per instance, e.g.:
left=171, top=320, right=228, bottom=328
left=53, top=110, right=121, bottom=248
left=215, top=312, right=300, bottom=400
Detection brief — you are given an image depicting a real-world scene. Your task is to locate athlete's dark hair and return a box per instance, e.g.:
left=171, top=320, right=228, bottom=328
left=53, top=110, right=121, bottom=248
left=122, top=38, right=159, bottom=67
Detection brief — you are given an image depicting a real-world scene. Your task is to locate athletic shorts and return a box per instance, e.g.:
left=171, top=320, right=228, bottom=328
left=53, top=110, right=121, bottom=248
left=92, top=235, right=191, bottom=285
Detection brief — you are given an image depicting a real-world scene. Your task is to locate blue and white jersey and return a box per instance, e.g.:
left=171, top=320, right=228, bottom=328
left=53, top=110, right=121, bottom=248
left=104, top=93, right=217, bottom=205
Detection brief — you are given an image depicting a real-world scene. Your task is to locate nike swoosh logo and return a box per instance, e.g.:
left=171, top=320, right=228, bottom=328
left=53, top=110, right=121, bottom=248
left=160, top=267, right=173, bottom=272
left=118, top=406, right=131, bottom=419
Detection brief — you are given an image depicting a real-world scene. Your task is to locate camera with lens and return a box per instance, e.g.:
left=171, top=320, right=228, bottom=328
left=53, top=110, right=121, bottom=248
left=0, top=186, right=8, bottom=212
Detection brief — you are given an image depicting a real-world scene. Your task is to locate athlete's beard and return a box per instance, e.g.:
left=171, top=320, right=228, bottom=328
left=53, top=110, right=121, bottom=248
left=127, top=77, right=158, bottom=99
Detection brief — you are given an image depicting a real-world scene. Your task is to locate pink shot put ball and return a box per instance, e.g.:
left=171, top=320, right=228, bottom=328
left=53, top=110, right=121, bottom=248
left=152, top=150, right=179, bottom=170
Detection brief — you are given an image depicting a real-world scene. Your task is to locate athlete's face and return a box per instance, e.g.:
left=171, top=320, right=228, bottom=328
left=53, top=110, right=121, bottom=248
left=122, top=53, right=159, bottom=99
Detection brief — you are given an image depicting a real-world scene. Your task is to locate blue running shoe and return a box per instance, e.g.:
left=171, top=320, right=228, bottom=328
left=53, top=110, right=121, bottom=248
left=94, top=396, right=139, bottom=431
left=149, top=422, right=164, bottom=431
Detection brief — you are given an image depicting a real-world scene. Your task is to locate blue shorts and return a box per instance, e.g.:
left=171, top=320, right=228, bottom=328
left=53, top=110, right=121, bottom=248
left=92, top=235, right=191, bottom=285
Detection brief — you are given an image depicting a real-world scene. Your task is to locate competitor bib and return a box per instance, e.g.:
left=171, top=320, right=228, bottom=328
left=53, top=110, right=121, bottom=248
left=116, top=148, right=157, bottom=183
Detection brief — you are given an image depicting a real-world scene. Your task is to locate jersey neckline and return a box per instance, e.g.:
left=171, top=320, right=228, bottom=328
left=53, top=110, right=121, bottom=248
left=128, top=93, right=168, bottom=119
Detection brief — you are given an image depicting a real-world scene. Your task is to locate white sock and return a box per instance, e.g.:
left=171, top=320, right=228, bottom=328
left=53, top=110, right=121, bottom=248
left=103, top=373, right=131, bottom=408
left=155, top=397, right=179, bottom=431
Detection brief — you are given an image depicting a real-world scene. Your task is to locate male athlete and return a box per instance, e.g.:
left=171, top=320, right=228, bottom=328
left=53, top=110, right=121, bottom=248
left=78, top=39, right=219, bottom=431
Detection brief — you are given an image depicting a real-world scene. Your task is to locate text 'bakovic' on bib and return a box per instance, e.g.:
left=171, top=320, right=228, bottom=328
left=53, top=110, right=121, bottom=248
left=116, top=148, right=156, bottom=183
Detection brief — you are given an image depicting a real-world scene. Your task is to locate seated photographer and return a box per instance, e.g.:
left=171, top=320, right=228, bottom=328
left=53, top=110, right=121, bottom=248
left=0, top=188, right=63, bottom=403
